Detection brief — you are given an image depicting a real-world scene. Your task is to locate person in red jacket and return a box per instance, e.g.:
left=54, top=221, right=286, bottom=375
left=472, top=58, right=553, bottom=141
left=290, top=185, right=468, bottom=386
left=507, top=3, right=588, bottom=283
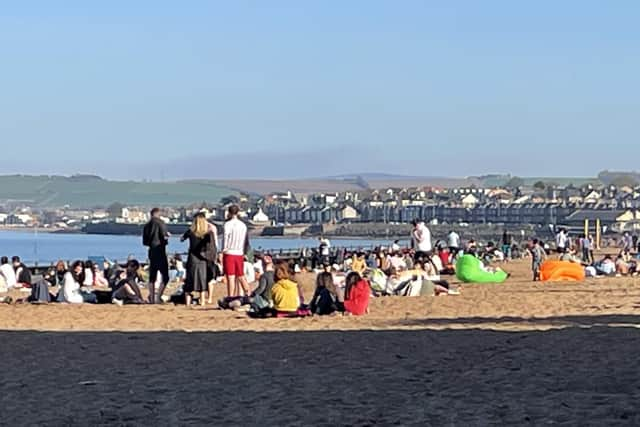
left=343, top=272, right=370, bottom=316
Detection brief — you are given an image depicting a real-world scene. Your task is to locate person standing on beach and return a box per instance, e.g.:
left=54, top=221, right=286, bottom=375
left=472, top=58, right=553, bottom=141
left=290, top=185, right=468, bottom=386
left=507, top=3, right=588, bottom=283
left=143, top=208, right=170, bottom=304
left=318, top=236, right=331, bottom=264
left=181, top=213, right=213, bottom=307
left=222, top=205, right=251, bottom=297
left=531, top=239, right=546, bottom=281
left=447, top=230, right=460, bottom=256
left=501, top=230, right=513, bottom=261
left=555, top=228, right=568, bottom=254
left=411, top=219, right=432, bottom=260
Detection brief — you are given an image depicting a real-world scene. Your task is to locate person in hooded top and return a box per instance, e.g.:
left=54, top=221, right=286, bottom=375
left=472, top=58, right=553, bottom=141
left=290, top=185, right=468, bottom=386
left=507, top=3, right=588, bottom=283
left=271, top=262, right=301, bottom=313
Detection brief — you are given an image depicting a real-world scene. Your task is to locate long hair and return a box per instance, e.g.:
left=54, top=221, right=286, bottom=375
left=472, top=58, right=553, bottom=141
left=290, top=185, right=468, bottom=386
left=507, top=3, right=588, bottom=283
left=275, top=262, right=290, bottom=282
left=191, top=214, right=208, bottom=238
left=70, top=260, right=85, bottom=284
left=315, top=272, right=336, bottom=296
left=344, top=272, right=361, bottom=300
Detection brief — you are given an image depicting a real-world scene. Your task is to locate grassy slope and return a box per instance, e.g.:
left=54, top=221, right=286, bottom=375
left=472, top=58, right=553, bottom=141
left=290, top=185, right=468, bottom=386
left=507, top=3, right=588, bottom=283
left=0, top=175, right=234, bottom=208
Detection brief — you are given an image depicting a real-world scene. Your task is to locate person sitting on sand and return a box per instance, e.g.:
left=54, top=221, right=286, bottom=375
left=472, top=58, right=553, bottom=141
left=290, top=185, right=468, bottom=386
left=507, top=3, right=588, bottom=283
left=250, top=255, right=275, bottom=311
left=559, top=247, right=585, bottom=265
left=83, top=260, right=95, bottom=287
left=112, top=260, right=145, bottom=305
left=595, top=255, right=616, bottom=276
left=310, top=272, right=344, bottom=315
left=57, top=260, right=97, bottom=304
left=411, top=258, right=457, bottom=296
left=0, top=256, right=17, bottom=290
left=343, top=272, right=370, bottom=315
left=389, top=251, right=407, bottom=272
left=53, top=260, right=67, bottom=287
left=91, top=262, right=110, bottom=287
left=351, top=253, right=367, bottom=276
left=615, top=251, right=636, bottom=276
left=0, top=274, right=7, bottom=293
left=12, top=256, right=31, bottom=288
left=271, top=262, right=301, bottom=313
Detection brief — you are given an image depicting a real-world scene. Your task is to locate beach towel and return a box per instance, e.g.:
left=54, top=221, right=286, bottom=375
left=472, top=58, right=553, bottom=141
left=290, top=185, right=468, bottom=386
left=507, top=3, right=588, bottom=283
left=456, top=255, right=508, bottom=284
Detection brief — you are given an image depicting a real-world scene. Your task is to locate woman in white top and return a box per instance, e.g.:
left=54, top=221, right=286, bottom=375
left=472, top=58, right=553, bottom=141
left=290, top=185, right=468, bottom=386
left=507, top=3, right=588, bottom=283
left=58, top=261, right=96, bottom=304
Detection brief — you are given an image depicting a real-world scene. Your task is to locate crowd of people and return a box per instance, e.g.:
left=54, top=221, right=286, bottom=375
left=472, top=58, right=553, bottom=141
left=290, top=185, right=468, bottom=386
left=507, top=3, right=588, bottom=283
left=3, top=209, right=640, bottom=310
left=545, top=228, right=640, bottom=279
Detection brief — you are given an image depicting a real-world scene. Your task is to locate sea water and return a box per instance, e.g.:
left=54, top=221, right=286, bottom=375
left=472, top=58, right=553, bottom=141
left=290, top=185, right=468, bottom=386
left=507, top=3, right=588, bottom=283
left=0, top=230, right=402, bottom=265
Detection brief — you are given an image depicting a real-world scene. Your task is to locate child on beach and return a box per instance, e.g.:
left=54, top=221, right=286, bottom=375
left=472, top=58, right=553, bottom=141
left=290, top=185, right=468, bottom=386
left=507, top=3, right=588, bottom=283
left=531, top=239, right=546, bottom=281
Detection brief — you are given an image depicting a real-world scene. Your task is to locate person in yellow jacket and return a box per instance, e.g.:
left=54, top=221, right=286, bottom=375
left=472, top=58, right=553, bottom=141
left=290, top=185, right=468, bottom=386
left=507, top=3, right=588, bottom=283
left=271, top=263, right=301, bottom=312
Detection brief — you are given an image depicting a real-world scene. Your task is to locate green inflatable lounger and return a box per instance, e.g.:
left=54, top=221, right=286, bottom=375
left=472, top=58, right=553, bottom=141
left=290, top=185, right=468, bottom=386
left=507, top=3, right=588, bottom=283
left=455, top=254, right=508, bottom=284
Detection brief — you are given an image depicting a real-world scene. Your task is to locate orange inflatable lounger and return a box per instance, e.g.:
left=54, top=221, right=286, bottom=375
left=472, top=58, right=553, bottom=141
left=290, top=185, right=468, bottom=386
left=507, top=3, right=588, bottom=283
left=539, top=260, right=586, bottom=282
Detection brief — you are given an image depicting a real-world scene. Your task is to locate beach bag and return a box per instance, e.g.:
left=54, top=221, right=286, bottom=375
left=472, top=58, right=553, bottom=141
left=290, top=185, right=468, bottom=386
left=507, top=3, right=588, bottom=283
left=368, top=269, right=388, bottom=294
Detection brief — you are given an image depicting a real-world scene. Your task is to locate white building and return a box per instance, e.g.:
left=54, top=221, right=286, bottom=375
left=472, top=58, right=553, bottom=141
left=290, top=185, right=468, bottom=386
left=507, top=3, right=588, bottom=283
left=252, top=208, right=270, bottom=224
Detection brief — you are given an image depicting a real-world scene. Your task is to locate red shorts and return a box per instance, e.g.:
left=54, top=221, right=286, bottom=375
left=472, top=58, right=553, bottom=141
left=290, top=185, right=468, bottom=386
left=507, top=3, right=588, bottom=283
left=223, top=254, right=244, bottom=277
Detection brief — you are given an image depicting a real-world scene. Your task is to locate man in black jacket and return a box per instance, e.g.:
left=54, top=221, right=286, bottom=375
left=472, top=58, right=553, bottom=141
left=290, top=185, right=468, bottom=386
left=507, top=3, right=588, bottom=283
left=143, top=208, right=170, bottom=304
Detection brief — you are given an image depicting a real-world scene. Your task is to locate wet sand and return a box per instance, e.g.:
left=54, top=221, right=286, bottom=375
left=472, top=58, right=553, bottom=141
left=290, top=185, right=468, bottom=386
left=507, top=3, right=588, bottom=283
left=1, top=259, right=640, bottom=426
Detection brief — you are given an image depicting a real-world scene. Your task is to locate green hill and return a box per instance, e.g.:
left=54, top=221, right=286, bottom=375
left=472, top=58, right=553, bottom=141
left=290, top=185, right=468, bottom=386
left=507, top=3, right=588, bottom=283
left=0, top=175, right=235, bottom=208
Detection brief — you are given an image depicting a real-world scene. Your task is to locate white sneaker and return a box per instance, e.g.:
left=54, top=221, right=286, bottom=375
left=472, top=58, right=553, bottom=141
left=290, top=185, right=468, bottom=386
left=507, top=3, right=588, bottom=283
left=112, top=298, right=124, bottom=306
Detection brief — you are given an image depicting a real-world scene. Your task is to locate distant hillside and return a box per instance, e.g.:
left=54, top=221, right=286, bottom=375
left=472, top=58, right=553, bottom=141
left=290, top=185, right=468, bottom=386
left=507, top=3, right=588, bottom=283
left=0, top=175, right=235, bottom=208
left=476, top=175, right=598, bottom=188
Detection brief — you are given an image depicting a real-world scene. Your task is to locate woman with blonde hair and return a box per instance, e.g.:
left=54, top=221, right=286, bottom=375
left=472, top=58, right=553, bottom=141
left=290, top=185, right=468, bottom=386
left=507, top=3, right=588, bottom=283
left=181, top=212, right=214, bottom=306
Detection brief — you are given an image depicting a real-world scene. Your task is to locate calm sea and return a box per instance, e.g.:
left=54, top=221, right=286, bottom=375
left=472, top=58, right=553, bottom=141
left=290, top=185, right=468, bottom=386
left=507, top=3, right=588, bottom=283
left=0, top=230, right=402, bottom=265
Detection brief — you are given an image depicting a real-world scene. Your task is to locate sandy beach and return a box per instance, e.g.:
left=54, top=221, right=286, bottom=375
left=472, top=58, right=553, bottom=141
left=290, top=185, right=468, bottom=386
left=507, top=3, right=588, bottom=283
left=2, top=259, right=640, bottom=426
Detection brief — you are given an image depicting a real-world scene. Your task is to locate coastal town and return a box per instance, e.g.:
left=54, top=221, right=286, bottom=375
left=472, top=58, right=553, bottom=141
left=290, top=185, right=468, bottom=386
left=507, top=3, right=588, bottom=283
left=2, top=180, right=640, bottom=238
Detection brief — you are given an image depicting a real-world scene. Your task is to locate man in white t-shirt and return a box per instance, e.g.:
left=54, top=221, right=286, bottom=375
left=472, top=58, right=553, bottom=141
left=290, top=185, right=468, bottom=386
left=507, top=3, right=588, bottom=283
left=222, top=205, right=251, bottom=297
left=447, top=231, right=460, bottom=254
left=0, top=256, right=17, bottom=289
left=555, top=229, right=568, bottom=254
left=319, top=236, right=331, bottom=263
left=411, top=219, right=432, bottom=256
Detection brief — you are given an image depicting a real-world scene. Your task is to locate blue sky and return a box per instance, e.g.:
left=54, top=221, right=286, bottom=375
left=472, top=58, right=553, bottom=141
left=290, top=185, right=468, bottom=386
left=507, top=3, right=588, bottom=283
left=1, top=1, right=638, bottom=180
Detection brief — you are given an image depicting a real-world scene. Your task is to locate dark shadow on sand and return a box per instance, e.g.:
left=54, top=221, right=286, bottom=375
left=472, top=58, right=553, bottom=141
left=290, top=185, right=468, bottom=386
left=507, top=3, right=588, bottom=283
left=393, top=314, right=640, bottom=328
left=1, top=319, right=640, bottom=426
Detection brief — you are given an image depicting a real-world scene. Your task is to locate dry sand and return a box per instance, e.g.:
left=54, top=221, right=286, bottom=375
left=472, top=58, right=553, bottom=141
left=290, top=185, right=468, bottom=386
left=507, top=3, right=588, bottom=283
left=1, top=259, right=640, bottom=426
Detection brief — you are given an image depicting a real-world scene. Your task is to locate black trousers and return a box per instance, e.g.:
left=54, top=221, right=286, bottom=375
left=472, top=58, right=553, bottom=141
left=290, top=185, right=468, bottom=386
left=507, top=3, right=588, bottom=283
left=149, top=246, right=169, bottom=285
